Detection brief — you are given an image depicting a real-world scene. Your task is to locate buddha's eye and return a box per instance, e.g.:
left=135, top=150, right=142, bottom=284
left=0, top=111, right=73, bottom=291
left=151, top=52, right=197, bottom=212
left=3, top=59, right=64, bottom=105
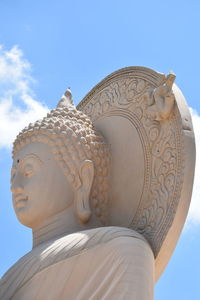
left=24, top=164, right=34, bottom=177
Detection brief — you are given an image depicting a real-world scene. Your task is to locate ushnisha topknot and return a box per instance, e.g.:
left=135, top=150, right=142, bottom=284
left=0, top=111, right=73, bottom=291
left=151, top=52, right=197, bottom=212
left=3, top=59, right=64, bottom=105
left=13, top=89, right=110, bottom=224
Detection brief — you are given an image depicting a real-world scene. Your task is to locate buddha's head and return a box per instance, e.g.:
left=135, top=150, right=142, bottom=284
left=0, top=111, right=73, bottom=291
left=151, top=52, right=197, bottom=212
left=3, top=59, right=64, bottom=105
left=11, top=90, right=110, bottom=230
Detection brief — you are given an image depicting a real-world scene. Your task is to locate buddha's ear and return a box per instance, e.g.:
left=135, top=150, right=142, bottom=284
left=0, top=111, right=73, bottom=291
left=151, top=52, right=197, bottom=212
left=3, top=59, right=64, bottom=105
left=75, top=160, right=94, bottom=223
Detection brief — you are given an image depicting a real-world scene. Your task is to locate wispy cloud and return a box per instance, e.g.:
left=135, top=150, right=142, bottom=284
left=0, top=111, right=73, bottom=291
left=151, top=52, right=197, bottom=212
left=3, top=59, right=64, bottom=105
left=186, top=109, right=200, bottom=225
left=0, top=45, right=49, bottom=148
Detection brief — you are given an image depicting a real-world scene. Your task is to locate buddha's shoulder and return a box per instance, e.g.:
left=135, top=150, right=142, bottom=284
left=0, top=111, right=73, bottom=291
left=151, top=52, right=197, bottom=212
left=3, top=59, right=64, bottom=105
left=3, top=227, right=148, bottom=271
left=55, top=226, right=149, bottom=251
left=2, top=227, right=149, bottom=281
left=2, top=226, right=148, bottom=277
left=51, top=226, right=151, bottom=260
left=0, top=227, right=150, bottom=299
left=87, top=226, right=151, bottom=257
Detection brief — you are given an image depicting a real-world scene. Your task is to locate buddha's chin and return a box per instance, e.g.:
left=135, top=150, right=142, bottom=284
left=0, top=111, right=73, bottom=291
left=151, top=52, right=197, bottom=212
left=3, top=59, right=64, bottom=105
left=15, top=205, right=50, bottom=229
left=15, top=206, right=37, bottom=228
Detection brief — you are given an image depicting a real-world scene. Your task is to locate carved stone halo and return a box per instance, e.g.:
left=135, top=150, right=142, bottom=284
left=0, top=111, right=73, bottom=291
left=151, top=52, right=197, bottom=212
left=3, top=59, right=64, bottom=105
left=77, top=66, right=195, bottom=280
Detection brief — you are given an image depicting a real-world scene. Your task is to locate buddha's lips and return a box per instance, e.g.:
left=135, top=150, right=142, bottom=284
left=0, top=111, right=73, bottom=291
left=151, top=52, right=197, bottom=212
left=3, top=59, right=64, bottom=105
left=14, top=195, right=28, bottom=207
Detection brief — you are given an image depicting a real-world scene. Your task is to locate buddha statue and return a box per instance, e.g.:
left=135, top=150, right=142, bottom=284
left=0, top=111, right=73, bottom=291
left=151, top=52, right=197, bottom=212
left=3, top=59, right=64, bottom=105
left=0, top=89, right=154, bottom=300
left=1, top=66, right=195, bottom=300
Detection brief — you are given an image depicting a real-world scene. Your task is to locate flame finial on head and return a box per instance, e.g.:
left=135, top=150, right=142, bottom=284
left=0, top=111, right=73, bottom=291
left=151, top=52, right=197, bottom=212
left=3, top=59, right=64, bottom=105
left=57, top=88, right=74, bottom=108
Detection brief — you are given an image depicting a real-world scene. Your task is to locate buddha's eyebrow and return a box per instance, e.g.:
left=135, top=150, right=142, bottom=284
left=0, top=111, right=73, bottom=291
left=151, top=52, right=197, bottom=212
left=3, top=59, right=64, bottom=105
left=15, top=154, right=43, bottom=168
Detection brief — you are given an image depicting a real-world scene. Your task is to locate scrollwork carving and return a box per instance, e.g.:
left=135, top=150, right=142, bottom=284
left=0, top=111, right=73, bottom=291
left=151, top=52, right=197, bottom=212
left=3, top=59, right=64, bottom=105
left=78, top=69, right=184, bottom=256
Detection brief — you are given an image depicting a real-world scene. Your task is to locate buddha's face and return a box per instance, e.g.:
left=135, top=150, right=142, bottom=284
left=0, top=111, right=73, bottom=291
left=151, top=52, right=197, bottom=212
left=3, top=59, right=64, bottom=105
left=11, top=142, right=74, bottom=228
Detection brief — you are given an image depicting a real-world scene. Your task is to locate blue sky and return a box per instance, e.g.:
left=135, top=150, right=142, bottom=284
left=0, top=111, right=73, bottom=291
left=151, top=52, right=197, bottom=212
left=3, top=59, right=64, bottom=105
left=0, top=1, right=200, bottom=299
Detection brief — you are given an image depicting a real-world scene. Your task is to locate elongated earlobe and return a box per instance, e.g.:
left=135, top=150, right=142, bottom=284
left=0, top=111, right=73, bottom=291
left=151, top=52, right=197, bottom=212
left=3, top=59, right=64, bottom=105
left=75, top=160, right=94, bottom=223
left=75, top=191, right=92, bottom=223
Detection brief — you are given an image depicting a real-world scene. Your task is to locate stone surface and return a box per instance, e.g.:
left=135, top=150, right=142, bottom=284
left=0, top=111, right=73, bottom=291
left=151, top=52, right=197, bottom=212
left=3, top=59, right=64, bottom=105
left=0, top=67, right=195, bottom=299
left=78, top=66, right=196, bottom=279
left=1, top=227, right=154, bottom=300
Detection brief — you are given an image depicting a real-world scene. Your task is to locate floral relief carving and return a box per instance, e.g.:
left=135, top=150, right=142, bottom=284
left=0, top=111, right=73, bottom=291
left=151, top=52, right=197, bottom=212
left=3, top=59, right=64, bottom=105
left=79, top=71, right=184, bottom=255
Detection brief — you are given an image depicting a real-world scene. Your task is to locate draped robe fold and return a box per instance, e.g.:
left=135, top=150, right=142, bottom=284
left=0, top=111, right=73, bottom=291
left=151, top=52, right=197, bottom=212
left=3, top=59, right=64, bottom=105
left=0, top=227, right=154, bottom=300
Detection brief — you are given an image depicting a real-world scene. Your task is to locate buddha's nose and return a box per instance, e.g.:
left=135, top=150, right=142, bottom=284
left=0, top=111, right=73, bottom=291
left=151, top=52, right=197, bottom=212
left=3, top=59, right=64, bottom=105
left=11, top=173, right=24, bottom=195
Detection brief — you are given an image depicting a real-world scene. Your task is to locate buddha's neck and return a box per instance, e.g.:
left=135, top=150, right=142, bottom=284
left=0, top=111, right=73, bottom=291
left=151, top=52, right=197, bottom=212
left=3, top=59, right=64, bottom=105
left=32, top=209, right=85, bottom=248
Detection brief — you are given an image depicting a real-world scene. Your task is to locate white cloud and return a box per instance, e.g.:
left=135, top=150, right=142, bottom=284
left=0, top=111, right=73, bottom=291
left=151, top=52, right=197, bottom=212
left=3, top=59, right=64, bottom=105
left=0, top=45, right=49, bottom=149
left=186, top=108, right=200, bottom=225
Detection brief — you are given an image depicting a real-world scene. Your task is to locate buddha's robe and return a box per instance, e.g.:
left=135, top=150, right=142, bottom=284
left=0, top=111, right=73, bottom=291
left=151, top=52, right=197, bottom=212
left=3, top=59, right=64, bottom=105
left=0, top=227, right=154, bottom=300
